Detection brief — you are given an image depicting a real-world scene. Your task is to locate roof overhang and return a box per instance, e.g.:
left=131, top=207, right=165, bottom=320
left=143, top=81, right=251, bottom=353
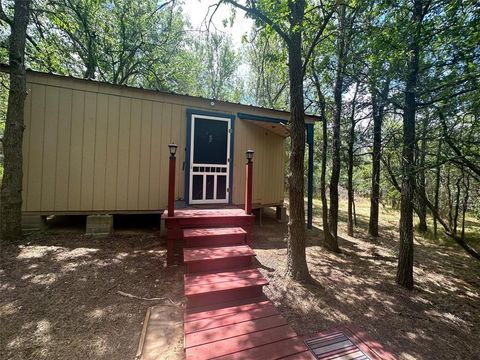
left=237, top=112, right=289, bottom=137
left=237, top=112, right=316, bottom=137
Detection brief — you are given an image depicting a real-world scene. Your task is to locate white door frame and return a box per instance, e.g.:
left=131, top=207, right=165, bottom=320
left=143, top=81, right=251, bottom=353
left=189, top=114, right=231, bottom=204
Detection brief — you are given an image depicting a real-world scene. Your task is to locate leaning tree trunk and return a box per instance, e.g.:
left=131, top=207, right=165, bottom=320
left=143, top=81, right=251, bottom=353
left=416, top=186, right=480, bottom=261
left=0, top=0, right=31, bottom=242
left=328, top=3, right=346, bottom=249
left=397, top=0, right=422, bottom=290
left=285, top=0, right=311, bottom=282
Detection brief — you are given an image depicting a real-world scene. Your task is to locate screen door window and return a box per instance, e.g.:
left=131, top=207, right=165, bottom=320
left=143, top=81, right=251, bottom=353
left=189, top=115, right=231, bottom=204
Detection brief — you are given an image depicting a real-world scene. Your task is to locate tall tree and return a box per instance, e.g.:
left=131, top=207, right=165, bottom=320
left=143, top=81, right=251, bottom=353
left=28, top=0, right=186, bottom=88
left=368, top=79, right=389, bottom=236
left=246, top=31, right=289, bottom=109
left=0, top=0, right=31, bottom=241
left=220, top=0, right=336, bottom=281
left=328, top=2, right=347, bottom=244
left=311, top=71, right=330, bottom=248
left=433, top=138, right=441, bottom=238
left=346, top=82, right=359, bottom=237
left=416, top=114, right=428, bottom=232
left=192, top=32, right=242, bottom=101
left=396, top=0, right=424, bottom=289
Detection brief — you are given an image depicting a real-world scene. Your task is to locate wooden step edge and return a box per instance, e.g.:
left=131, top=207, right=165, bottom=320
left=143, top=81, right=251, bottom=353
left=184, top=266, right=261, bottom=282
left=183, top=246, right=256, bottom=262
left=184, top=272, right=266, bottom=288
left=183, top=227, right=247, bottom=238
left=185, top=278, right=269, bottom=297
left=184, top=303, right=280, bottom=334
left=184, top=295, right=270, bottom=319
left=184, top=315, right=290, bottom=349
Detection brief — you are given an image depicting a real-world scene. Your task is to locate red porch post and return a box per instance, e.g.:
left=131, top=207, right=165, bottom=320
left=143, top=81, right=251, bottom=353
left=166, top=144, right=177, bottom=265
left=168, top=157, right=176, bottom=217
left=245, top=150, right=254, bottom=215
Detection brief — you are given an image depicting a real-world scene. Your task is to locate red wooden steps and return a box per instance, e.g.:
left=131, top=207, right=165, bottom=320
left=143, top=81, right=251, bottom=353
left=181, top=215, right=315, bottom=359
left=184, top=268, right=268, bottom=308
left=183, top=245, right=255, bottom=273
left=183, top=227, right=247, bottom=248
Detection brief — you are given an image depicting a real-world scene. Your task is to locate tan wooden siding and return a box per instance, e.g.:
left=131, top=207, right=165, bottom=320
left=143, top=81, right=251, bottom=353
left=232, top=120, right=285, bottom=206
left=22, top=72, right=286, bottom=213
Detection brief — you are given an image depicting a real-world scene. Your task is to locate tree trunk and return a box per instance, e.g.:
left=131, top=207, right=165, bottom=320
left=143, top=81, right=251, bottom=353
left=313, top=81, right=332, bottom=247
left=397, top=0, right=422, bottom=290
left=417, top=116, right=428, bottom=232
left=328, top=3, right=346, bottom=249
left=285, top=0, right=311, bottom=282
left=446, top=169, right=453, bottom=227
left=347, top=83, right=359, bottom=237
left=0, top=0, right=31, bottom=242
left=453, top=175, right=462, bottom=235
left=461, top=174, right=469, bottom=241
left=368, top=80, right=389, bottom=237
left=433, top=140, right=442, bottom=238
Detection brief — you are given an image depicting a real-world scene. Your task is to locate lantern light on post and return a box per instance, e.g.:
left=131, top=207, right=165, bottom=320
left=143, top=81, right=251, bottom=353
left=168, top=143, right=178, bottom=157
left=245, top=149, right=254, bottom=214
left=167, top=143, right=177, bottom=219
left=246, top=149, right=254, bottom=163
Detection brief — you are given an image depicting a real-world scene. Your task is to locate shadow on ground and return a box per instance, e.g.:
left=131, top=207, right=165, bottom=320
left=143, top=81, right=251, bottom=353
left=0, top=216, right=184, bottom=360
left=253, top=209, right=480, bottom=360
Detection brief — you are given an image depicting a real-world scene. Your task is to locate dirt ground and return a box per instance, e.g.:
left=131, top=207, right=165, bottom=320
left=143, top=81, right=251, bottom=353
left=1, top=205, right=479, bottom=360
left=0, top=216, right=184, bottom=360
left=253, top=206, right=480, bottom=360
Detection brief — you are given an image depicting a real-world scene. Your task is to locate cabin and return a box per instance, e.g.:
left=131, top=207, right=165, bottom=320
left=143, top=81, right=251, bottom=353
left=8, top=68, right=317, bottom=231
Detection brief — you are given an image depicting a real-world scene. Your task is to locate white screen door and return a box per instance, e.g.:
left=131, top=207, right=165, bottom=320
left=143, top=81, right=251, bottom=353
left=189, top=114, right=231, bottom=204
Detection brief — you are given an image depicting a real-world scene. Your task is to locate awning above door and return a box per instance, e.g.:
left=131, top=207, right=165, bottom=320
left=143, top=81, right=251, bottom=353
left=245, top=119, right=290, bottom=137
left=237, top=112, right=290, bottom=137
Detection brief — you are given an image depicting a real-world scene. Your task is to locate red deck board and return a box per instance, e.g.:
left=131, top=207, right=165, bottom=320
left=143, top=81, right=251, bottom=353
left=183, top=227, right=246, bottom=237
left=209, top=336, right=309, bottom=360
left=163, top=208, right=254, bottom=219
left=183, top=245, right=255, bottom=262
left=186, top=324, right=297, bottom=359
left=185, top=304, right=280, bottom=334
left=185, top=268, right=265, bottom=287
left=185, top=297, right=270, bottom=320
left=185, top=276, right=268, bottom=296
left=185, top=314, right=288, bottom=348
left=281, top=350, right=318, bottom=359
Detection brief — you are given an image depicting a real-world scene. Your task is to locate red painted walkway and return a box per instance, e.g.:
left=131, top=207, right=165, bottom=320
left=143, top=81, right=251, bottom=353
left=178, top=210, right=315, bottom=360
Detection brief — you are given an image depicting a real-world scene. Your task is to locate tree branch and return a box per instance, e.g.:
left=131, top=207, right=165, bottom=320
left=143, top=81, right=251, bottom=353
left=0, top=0, right=12, bottom=26
left=222, top=0, right=291, bottom=44
left=302, top=1, right=337, bottom=75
